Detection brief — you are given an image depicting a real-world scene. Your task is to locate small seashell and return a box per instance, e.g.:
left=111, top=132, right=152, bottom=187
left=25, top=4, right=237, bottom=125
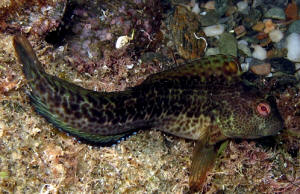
left=115, top=35, right=131, bottom=49
left=115, top=30, right=135, bottom=49
left=126, top=64, right=134, bottom=69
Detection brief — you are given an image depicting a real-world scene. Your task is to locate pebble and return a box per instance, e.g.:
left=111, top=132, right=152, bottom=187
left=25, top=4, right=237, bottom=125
left=205, top=47, right=220, bottom=56
left=256, top=32, right=269, bottom=40
left=237, top=1, right=248, bottom=13
left=252, top=45, right=267, bottom=60
left=287, top=20, right=300, bottom=34
left=242, top=36, right=257, bottom=44
left=252, top=22, right=265, bottom=32
left=273, top=39, right=286, bottom=49
left=267, top=48, right=287, bottom=58
left=286, top=33, right=300, bottom=62
left=204, top=1, right=215, bottom=10
left=215, top=0, right=228, bottom=16
left=240, top=62, right=249, bottom=72
left=218, top=32, right=237, bottom=56
left=203, top=24, right=225, bottom=37
left=263, top=19, right=276, bottom=33
left=226, top=5, right=237, bottom=16
left=264, top=7, right=286, bottom=20
left=238, top=40, right=252, bottom=56
left=285, top=2, right=298, bottom=20
left=199, top=11, right=220, bottom=26
left=234, top=25, right=246, bottom=37
left=250, top=62, right=271, bottom=75
left=269, top=29, right=284, bottom=43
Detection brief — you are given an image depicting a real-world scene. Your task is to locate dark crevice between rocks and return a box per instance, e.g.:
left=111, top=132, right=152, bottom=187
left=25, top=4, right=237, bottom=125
left=45, top=1, right=79, bottom=47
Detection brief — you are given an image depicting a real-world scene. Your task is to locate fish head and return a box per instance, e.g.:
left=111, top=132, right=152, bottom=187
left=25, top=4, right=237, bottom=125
left=218, top=92, right=283, bottom=139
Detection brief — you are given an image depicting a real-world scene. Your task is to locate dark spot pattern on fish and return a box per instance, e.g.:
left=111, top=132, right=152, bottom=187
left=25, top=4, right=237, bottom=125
left=13, top=35, right=284, bottom=191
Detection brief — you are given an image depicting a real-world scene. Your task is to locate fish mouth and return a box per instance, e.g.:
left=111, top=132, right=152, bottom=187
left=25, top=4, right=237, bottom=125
left=262, top=120, right=283, bottom=137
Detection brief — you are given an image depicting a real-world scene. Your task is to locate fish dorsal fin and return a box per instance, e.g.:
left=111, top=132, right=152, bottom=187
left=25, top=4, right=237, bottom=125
left=143, top=55, right=241, bottom=84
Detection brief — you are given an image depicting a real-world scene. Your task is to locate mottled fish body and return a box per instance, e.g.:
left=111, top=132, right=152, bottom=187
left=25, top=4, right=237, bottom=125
left=13, top=35, right=283, bottom=191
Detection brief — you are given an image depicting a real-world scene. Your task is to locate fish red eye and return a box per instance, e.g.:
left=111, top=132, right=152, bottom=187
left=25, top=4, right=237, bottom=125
left=257, top=103, right=271, bottom=116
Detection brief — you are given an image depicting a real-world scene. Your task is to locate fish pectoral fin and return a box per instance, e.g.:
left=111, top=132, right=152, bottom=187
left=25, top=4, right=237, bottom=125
left=189, top=141, right=218, bottom=192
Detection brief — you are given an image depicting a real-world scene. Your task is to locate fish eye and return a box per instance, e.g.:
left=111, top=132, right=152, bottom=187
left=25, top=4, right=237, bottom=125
left=256, top=102, right=271, bottom=116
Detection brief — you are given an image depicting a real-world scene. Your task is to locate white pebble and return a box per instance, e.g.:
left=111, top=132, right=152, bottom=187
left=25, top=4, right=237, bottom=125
left=192, top=3, right=200, bottom=14
left=237, top=1, right=248, bottom=12
left=252, top=45, right=267, bottom=60
left=269, top=29, right=283, bottom=43
left=126, top=64, right=134, bottom=69
left=286, top=33, right=300, bottom=62
left=203, top=24, right=225, bottom=37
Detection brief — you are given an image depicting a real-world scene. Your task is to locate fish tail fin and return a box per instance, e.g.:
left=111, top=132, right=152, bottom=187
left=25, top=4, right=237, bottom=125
left=13, top=35, right=133, bottom=145
left=13, top=35, right=45, bottom=80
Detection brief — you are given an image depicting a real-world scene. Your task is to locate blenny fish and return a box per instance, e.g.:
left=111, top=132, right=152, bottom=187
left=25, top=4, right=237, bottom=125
left=13, top=35, right=283, bottom=191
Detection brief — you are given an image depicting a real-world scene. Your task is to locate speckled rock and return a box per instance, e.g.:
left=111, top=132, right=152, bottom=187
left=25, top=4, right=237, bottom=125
left=264, top=7, right=286, bottom=20
left=218, top=32, right=237, bottom=56
left=199, top=11, right=220, bottom=27
left=170, top=6, right=206, bottom=59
